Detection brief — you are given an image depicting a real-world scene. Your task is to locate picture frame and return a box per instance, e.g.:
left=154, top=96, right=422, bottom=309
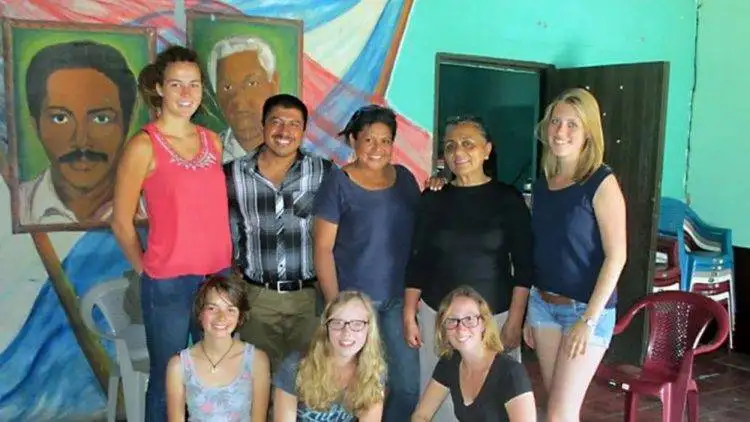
left=3, top=19, right=156, bottom=233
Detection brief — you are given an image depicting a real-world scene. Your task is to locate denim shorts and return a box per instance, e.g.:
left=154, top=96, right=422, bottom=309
left=526, top=287, right=616, bottom=348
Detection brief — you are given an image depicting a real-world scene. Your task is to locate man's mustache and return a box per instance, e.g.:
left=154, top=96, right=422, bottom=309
left=58, top=149, right=109, bottom=164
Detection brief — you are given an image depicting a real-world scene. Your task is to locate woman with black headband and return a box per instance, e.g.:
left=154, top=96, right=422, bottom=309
left=313, top=104, right=422, bottom=421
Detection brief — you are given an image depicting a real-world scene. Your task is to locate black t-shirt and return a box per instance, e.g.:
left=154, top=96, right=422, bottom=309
left=406, top=181, right=533, bottom=312
left=432, top=353, right=532, bottom=422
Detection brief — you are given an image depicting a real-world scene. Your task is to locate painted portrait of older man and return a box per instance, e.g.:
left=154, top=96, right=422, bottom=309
left=207, top=35, right=280, bottom=162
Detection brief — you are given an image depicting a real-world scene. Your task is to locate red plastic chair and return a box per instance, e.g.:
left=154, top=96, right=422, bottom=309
left=655, top=237, right=680, bottom=279
left=654, top=236, right=681, bottom=292
left=594, top=291, right=729, bottom=422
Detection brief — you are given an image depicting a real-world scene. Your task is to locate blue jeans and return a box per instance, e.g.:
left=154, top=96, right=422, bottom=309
left=375, top=297, right=420, bottom=422
left=141, top=270, right=227, bottom=422
left=526, top=287, right=616, bottom=348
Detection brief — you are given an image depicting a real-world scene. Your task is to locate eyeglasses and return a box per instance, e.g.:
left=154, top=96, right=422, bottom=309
left=443, top=315, right=482, bottom=330
left=326, top=319, right=369, bottom=332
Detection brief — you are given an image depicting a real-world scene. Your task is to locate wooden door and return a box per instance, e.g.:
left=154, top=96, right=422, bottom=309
left=546, top=62, right=669, bottom=364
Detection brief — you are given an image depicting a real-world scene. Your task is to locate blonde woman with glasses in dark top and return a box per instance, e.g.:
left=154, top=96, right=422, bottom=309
left=412, top=286, right=536, bottom=422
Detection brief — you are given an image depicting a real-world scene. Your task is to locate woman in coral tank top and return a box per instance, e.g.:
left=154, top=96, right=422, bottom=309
left=111, top=45, right=232, bottom=422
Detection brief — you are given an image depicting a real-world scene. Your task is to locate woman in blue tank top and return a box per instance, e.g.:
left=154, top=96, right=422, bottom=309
left=523, top=88, right=627, bottom=421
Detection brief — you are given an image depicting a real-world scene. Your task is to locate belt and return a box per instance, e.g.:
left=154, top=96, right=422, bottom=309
left=538, top=290, right=575, bottom=305
left=242, top=274, right=316, bottom=293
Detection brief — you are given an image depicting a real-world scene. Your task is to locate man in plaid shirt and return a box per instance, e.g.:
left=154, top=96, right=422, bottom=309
left=225, top=94, right=332, bottom=370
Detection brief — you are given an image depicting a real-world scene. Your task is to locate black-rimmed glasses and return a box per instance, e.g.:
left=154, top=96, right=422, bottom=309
left=326, top=319, right=369, bottom=332
left=443, top=315, right=482, bottom=330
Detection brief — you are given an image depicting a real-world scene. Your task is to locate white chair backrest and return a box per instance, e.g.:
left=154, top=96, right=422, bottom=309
left=80, top=277, right=132, bottom=339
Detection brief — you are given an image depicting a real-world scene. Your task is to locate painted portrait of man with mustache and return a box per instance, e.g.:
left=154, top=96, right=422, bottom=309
left=18, top=40, right=139, bottom=226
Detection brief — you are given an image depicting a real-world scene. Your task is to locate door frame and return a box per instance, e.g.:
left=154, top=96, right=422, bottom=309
left=433, top=53, right=552, bottom=173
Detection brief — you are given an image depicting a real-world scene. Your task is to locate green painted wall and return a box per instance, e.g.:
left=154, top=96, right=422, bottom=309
left=386, top=0, right=698, bottom=200
left=687, top=0, right=750, bottom=247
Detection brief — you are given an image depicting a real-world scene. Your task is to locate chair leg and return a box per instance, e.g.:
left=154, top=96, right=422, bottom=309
left=729, top=272, right=736, bottom=350
left=122, top=371, right=148, bottom=422
left=665, top=387, right=689, bottom=422
left=107, top=374, right=119, bottom=422
left=729, top=308, right=734, bottom=350
left=659, top=387, right=672, bottom=422
left=687, top=389, right=698, bottom=422
left=138, top=374, right=149, bottom=422
left=624, top=392, right=639, bottom=422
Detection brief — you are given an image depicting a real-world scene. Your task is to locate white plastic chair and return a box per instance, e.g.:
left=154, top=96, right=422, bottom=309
left=80, top=277, right=149, bottom=422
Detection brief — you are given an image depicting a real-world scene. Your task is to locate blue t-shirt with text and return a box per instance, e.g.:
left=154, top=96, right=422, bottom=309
left=273, top=352, right=354, bottom=422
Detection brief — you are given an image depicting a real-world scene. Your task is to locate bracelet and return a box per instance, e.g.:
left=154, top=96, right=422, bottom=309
left=580, top=315, right=597, bottom=328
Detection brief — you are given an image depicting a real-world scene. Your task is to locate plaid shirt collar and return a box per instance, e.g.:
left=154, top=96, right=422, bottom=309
left=240, top=145, right=305, bottom=179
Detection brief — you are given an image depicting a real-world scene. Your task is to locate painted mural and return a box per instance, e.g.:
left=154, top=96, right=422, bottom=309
left=187, top=11, right=303, bottom=162
left=3, top=20, right=155, bottom=233
left=0, top=1, right=429, bottom=420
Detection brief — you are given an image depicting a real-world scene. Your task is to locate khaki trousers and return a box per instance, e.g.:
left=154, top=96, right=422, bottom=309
left=238, top=284, right=319, bottom=372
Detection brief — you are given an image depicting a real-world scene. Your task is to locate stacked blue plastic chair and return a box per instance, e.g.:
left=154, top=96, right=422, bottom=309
left=658, top=197, right=735, bottom=349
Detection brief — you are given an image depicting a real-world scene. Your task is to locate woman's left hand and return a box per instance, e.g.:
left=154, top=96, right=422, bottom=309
left=565, top=320, right=593, bottom=359
left=500, top=319, right=523, bottom=350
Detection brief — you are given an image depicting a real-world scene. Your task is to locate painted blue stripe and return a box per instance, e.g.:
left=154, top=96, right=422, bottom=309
left=0, top=230, right=136, bottom=420
left=227, top=0, right=359, bottom=31
left=301, top=0, right=407, bottom=163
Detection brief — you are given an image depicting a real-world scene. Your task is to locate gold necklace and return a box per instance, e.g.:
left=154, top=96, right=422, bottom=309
left=200, top=341, right=234, bottom=373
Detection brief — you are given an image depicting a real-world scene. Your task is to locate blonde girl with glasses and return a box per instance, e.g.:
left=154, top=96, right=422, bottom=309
left=412, top=286, right=536, bottom=422
left=273, top=291, right=386, bottom=422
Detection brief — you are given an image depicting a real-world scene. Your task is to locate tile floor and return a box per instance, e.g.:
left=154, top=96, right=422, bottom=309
left=526, top=350, right=750, bottom=421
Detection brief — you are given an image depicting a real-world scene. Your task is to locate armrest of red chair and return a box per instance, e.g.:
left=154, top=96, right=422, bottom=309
left=612, top=299, right=650, bottom=336
left=694, top=300, right=730, bottom=356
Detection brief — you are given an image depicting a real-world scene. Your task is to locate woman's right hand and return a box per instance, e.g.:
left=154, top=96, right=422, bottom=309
left=404, top=318, right=422, bottom=349
left=522, top=324, right=535, bottom=349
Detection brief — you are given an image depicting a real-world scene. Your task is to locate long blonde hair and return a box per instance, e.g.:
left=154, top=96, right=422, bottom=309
left=535, top=88, right=604, bottom=182
left=434, top=286, right=504, bottom=358
left=296, top=291, right=386, bottom=415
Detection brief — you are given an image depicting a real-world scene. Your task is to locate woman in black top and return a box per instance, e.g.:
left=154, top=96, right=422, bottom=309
left=404, top=116, right=533, bottom=421
left=411, top=286, right=536, bottom=422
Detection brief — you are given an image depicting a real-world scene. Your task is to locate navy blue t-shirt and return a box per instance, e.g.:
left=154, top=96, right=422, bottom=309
left=313, top=165, right=420, bottom=302
left=531, top=165, right=617, bottom=307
